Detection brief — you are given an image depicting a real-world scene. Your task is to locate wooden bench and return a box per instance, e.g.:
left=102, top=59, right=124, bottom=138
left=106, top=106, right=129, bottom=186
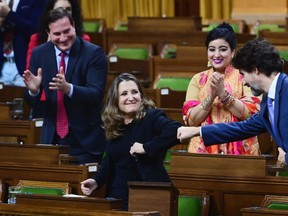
left=83, top=18, right=107, bottom=52
left=0, top=85, right=30, bottom=119
left=167, top=152, right=288, bottom=216
left=0, top=162, right=98, bottom=196
left=107, top=30, right=209, bottom=55
left=241, top=195, right=288, bottom=216
left=0, top=143, right=68, bottom=164
left=0, top=119, right=42, bottom=144
left=0, top=203, right=160, bottom=216
left=127, top=16, right=202, bottom=33
left=128, top=181, right=179, bottom=216
left=15, top=193, right=122, bottom=210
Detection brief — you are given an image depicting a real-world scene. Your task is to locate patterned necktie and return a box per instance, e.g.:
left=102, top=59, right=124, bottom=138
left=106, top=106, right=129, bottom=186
left=3, top=0, right=14, bottom=55
left=56, top=52, right=69, bottom=138
left=267, top=97, right=275, bottom=133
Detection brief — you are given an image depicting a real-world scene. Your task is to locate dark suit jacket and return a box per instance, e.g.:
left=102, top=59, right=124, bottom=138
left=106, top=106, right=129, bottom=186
left=26, top=37, right=108, bottom=155
left=0, top=0, right=47, bottom=75
left=93, top=109, right=182, bottom=210
left=201, top=72, right=288, bottom=162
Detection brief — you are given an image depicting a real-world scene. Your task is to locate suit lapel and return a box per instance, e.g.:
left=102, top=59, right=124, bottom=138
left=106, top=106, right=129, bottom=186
left=66, top=37, right=81, bottom=82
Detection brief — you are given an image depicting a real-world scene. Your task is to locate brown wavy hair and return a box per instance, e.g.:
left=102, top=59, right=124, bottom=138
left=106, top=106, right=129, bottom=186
left=102, top=73, right=155, bottom=140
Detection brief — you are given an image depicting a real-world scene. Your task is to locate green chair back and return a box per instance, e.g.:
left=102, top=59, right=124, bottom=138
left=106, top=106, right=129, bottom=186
left=267, top=203, right=288, bottom=210
left=115, top=48, right=148, bottom=60
left=21, top=186, right=65, bottom=196
left=83, top=22, right=100, bottom=32
left=255, top=24, right=285, bottom=36
left=279, top=50, right=288, bottom=61
left=115, top=25, right=128, bottom=31
left=178, top=195, right=202, bottom=216
left=155, top=77, right=190, bottom=91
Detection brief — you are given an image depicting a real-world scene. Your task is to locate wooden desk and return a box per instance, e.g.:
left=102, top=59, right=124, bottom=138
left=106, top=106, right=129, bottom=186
left=0, top=143, right=68, bottom=165
left=241, top=207, right=288, bottom=216
left=16, top=194, right=122, bottom=210
left=0, top=203, right=160, bottom=216
left=0, top=162, right=97, bottom=195
left=128, top=181, right=179, bottom=216
left=0, top=119, right=42, bottom=144
left=168, top=152, right=288, bottom=216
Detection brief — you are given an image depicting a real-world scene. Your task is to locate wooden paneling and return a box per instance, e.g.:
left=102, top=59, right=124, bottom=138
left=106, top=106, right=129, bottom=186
left=0, top=143, right=68, bottom=165
left=167, top=152, right=288, bottom=216
left=0, top=119, right=42, bottom=144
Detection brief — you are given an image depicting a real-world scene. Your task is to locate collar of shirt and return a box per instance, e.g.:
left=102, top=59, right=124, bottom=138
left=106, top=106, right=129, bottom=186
left=54, top=46, right=70, bottom=70
left=268, top=73, right=280, bottom=100
left=6, top=0, right=20, bottom=12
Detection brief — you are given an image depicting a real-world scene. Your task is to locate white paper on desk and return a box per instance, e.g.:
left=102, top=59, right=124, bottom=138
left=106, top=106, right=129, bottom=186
left=63, top=194, right=87, bottom=198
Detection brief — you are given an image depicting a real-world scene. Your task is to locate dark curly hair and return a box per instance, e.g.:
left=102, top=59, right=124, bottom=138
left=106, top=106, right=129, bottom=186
left=232, top=38, right=283, bottom=76
left=205, top=22, right=237, bottom=51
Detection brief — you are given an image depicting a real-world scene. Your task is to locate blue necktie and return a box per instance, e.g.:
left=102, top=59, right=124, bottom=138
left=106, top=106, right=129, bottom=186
left=267, top=97, right=275, bottom=132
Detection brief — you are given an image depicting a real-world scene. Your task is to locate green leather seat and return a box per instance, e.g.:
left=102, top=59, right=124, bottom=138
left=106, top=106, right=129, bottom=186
left=255, top=24, right=285, bottom=35
left=178, top=195, right=202, bottom=216
left=267, top=203, right=288, bottom=210
left=279, top=50, right=288, bottom=61
left=21, top=186, right=66, bottom=196
left=115, top=48, right=148, bottom=60
left=83, top=22, right=100, bottom=32
left=155, top=77, right=190, bottom=91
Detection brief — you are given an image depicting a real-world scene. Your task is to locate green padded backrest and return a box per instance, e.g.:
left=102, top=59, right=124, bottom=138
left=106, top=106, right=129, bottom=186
left=115, top=25, right=128, bottom=31
left=21, top=186, right=65, bottom=196
left=115, top=48, right=148, bottom=60
left=83, top=22, right=100, bottom=32
left=163, top=47, right=177, bottom=59
left=255, top=24, right=285, bottom=35
left=267, top=203, right=288, bottom=210
left=279, top=50, right=288, bottom=61
left=277, top=170, right=288, bottom=176
left=178, top=195, right=202, bottom=216
left=155, top=77, right=190, bottom=91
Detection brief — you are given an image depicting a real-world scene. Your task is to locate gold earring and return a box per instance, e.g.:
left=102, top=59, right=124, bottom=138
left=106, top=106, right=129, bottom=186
left=207, top=60, right=212, bottom=67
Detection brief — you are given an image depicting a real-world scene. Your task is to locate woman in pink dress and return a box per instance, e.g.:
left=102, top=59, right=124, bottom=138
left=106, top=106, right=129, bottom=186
left=183, top=23, right=261, bottom=155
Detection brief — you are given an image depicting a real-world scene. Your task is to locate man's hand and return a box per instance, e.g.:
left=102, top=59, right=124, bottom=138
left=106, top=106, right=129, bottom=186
left=49, top=66, right=71, bottom=95
left=23, top=68, right=42, bottom=94
left=177, top=126, right=200, bottom=143
left=277, top=147, right=286, bottom=167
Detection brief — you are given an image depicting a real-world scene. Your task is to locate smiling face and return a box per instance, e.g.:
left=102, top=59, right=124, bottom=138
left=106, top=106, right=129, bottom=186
left=240, top=69, right=264, bottom=96
left=118, top=80, right=142, bottom=123
left=208, top=38, right=235, bottom=73
left=47, top=16, right=76, bottom=52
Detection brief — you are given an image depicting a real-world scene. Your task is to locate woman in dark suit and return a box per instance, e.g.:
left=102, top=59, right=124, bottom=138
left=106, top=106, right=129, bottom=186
left=81, top=73, right=181, bottom=210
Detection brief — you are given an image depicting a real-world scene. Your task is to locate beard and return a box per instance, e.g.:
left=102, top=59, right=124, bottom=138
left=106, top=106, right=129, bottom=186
left=245, top=83, right=264, bottom=96
left=250, top=87, right=264, bottom=96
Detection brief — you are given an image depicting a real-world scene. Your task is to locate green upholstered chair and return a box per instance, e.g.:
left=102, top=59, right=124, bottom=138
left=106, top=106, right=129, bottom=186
left=255, top=24, right=285, bottom=36
left=178, top=192, right=209, bottom=216
left=115, top=48, right=148, bottom=60
left=155, top=77, right=190, bottom=91
left=16, top=180, right=69, bottom=196
left=279, top=50, right=288, bottom=61
left=83, top=22, right=100, bottom=32
left=178, top=195, right=202, bottom=216
left=267, top=203, right=288, bottom=210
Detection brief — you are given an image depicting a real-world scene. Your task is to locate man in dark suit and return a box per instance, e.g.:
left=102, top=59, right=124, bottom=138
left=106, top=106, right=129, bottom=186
left=177, top=38, right=288, bottom=166
left=23, top=8, right=107, bottom=164
left=0, top=0, right=46, bottom=86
